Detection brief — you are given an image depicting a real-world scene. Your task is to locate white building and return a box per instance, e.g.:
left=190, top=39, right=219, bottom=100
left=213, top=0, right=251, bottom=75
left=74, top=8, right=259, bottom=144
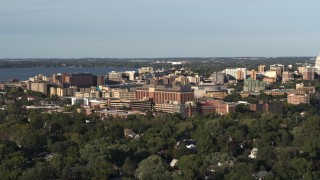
left=108, top=71, right=122, bottom=80
left=314, top=53, right=320, bottom=73
left=225, top=68, right=247, bottom=80
left=265, top=71, right=277, bottom=78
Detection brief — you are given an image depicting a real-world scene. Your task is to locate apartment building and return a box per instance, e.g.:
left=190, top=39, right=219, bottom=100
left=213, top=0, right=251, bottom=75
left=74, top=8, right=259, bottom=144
left=287, top=94, right=310, bottom=105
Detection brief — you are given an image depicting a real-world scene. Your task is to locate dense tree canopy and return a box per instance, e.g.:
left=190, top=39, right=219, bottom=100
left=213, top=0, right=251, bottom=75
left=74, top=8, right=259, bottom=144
left=0, top=87, right=320, bottom=179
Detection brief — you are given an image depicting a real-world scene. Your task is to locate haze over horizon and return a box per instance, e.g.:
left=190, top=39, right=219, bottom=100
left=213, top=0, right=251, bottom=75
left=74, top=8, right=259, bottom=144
left=1, top=0, right=320, bottom=58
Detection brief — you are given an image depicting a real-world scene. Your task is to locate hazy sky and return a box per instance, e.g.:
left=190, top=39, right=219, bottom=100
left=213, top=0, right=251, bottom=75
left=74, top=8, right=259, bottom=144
left=1, top=0, right=319, bottom=58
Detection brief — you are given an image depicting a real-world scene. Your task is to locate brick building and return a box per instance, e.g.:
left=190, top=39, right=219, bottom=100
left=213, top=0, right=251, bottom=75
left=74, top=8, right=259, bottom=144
left=136, top=85, right=194, bottom=105
left=249, top=100, right=283, bottom=112
left=196, top=102, right=215, bottom=114
left=207, top=99, right=236, bottom=115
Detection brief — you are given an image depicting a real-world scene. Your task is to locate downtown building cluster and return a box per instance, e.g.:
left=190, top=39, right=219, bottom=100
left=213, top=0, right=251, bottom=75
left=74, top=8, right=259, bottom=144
left=1, top=55, right=320, bottom=117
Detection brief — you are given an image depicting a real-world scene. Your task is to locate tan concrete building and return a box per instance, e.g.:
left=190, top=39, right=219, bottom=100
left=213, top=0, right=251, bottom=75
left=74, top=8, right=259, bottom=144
left=282, top=71, right=294, bottom=83
left=113, top=89, right=136, bottom=100
left=263, top=77, right=276, bottom=83
left=237, top=70, right=245, bottom=80
left=296, top=84, right=315, bottom=94
left=302, top=67, right=315, bottom=81
left=258, top=65, right=266, bottom=73
left=29, top=82, right=48, bottom=95
left=251, top=70, right=257, bottom=80
left=287, top=94, right=310, bottom=105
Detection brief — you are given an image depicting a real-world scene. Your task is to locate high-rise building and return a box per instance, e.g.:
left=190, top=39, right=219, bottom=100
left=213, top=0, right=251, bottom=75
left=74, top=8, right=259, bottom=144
left=258, top=65, right=266, bottom=73
left=187, top=75, right=201, bottom=85
left=243, top=78, right=265, bottom=92
left=52, top=73, right=69, bottom=84
left=251, top=70, right=257, bottom=80
left=237, top=70, right=245, bottom=80
left=28, top=82, right=48, bottom=95
left=124, top=71, right=136, bottom=81
left=96, top=75, right=105, bottom=86
left=225, top=68, right=246, bottom=80
left=265, top=71, right=277, bottom=78
left=52, top=73, right=101, bottom=88
left=136, top=85, right=194, bottom=105
left=210, top=72, right=225, bottom=84
left=270, top=64, right=284, bottom=77
left=69, top=73, right=96, bottom=87
left=108, top=71, right=123, bottom=81
left=282, top=71, right=294, bottom=83
left=314, top=53, right=320, bottom=73
left=175, top=76, right=190, bottom=85
left=302, top=67, right=315, bottom=81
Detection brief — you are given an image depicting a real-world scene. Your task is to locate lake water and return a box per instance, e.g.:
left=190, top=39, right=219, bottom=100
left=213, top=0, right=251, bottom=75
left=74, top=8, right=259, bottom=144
left=0, top=67, right=138, bottom=81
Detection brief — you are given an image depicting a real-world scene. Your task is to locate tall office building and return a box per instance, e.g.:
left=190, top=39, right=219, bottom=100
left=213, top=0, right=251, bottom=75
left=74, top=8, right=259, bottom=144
left=52, top=73, right=69, bottom=84
left=108, top=71, right=123, bottom=81
left=237, top=69, right=245, bottom=80
left=28, top=82, right=48, bottom=96
left=270, top=64, right=284, bottom=77
left=96, top=75, right=105, bottom=86
left=282, top=71, right=294, bottom=83
left=302, top=67, right=315, bottom=81
left=258, top=65, right=266, bottom=73
left=225, top=68, right=246, bottom=80
left=210, top=72, right=225, bottom=83
left=243, top=78, right=265, bottom=92
left=69, top=73, right=96, bottom=87
left=136, top=85, right=194, bottom=105
left=315, top=53, right=320, bottom=73
left=251, top=70, right=257, bottom=80
left=124, top=71, right=136, bottom=81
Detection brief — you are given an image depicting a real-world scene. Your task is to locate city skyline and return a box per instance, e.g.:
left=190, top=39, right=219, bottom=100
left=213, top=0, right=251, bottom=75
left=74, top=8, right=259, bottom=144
left=1, top=0, right=320, bottom=58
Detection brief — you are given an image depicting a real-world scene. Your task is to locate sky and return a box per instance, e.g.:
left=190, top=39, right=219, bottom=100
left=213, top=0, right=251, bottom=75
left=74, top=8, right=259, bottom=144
left=0, top=0, right=319, bottom=58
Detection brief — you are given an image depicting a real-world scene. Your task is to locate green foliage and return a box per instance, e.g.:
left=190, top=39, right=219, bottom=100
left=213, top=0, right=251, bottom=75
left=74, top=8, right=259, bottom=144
left=26, top=90, right=46, bottom=98
left=223, top=93, right=242, bottom=102
left=122, top=157, right=137, bottom=177
left=134, top=155, right=172, bottom=180
left=0, top=91, right=319, bottom=179
left=178, top=154, right=204, bottom=179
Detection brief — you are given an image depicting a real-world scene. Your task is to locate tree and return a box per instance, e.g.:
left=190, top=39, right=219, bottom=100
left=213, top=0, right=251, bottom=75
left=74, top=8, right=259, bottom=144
left=223, top=93, right=242, bottom=102
left=122, top=157, right=136, bottom=177
left=145, top=110, right=154, bottom=120
left=290, top=158, right=312, bottom=178
left=178, top=154, right=204, bottom=179
left=225, top=162, right=255, bottom=180
left=0, top=151, right=27, bottom=179
left=134, top=155, right=172, bottom=180
left=25, top=90, right=46, bottom=98
left=20, top=162, right=58, bottom=180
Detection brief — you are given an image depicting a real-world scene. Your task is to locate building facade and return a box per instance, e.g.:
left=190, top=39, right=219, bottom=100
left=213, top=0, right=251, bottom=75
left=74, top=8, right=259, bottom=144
left=287, top=94, right=310, bottom=105
left=282, top=71, right=294, bottom=83
left=136, top=85, right=194, bottom=105
left=243, top=78, right=266, bottom=92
